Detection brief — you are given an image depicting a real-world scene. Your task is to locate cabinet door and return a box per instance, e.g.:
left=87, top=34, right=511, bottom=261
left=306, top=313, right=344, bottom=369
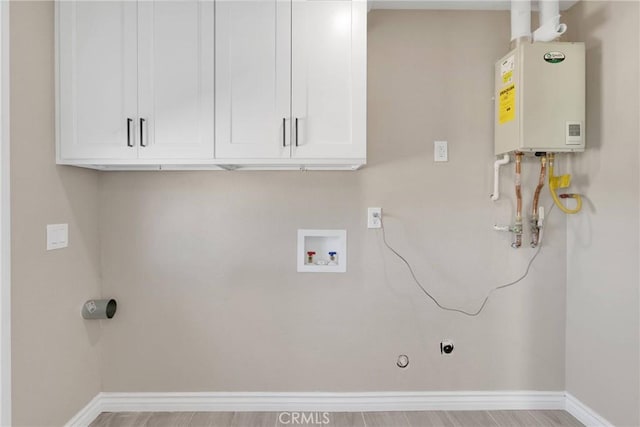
left=58, top=1, right=138, bottom=160
left=215, top=0, right=291, bottom=159
left=137, top=0, right=214, bottom=160
left=291, top=0, right=366, bottom=159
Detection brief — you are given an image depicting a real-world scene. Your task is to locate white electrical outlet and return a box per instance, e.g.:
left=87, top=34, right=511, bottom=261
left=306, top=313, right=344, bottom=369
left=434, top=140, right=448, bottom=162
left=368, top=207, right=382, bottom=229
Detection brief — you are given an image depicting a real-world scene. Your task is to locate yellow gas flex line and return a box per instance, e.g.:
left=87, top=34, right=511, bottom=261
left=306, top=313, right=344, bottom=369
left=547, top=153, right=583, bottom=214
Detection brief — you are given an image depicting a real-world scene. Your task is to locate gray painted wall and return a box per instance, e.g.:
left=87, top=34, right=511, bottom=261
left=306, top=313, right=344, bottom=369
left=11, top=3, right=639, bottom=425
left=99, top=10, right=568, bottom=393
left=564, top=2, right=640, bottom=426
left=10, top=2, right=102, bottom=426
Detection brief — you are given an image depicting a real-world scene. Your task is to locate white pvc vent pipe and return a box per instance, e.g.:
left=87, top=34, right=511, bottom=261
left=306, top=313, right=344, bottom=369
left=533, top=0, right=567, bottom=42
left=510, top=0, right=531, bottom=42
left=491, top=154, right=511, bottom=201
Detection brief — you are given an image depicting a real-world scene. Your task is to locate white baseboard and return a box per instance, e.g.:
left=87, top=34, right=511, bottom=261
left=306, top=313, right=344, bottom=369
left=67, top=390, right=564, bottom=426
left=67, top=390, right=613, bottom=427
left=65, top=394, right=102, bottom=427
left=565, top=392, right=614, bottom=427
left=98, top=391, right=565, bottom=413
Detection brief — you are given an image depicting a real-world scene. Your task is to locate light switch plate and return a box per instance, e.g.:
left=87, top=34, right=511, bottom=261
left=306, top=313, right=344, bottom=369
left=434, top=140, right=448, bottom=162
left=47, top=224, right=68, bottom=250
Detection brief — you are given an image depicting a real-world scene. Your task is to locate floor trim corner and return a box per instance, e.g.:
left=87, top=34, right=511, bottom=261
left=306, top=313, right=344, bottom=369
left=564, top=392, right=614, bottom=427
left=66, top=393, right=103, bottom=427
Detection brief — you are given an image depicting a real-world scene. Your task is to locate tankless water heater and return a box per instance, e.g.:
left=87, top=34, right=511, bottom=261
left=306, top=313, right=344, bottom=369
left=494, top=42, right=585, bottom=155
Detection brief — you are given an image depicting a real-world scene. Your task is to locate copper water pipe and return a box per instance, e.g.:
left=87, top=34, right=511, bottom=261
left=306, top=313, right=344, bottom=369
left=513, top=152, right=523, bottom=248
left=515, top=152, right=522, bottom=218
left=531, top=155, right=547, bottom=247
left=532, top=156, right=547, bottom=216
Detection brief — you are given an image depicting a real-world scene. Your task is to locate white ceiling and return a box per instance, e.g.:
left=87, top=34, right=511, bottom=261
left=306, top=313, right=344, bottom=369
left=369, top=0, right=579, bottom=11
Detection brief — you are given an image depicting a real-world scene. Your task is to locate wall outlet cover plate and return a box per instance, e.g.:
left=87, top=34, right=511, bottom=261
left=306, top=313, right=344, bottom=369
left=434, top=140, right=448, bottom=162
left=46, top=223, right=69, bottom=250
left=368, top=207, right=382, bottom=228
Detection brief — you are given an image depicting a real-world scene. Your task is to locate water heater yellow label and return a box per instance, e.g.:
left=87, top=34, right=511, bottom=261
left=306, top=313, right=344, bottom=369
left=500, top=55, right=515, bottom=84
left=499, top=84, right=516, bottom=124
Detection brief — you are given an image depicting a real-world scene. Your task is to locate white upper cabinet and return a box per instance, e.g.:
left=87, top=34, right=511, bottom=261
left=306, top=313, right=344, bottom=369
left=58, top=1, right=138, bottom=160
left=215, top=0, right=366, bottom=163
left=215, top=0, right=291, bottom=159
left=57, top=0, right=366, bottom=169
left=291, top=0, right=366, bottom=160
left=57, top=0, right=214, bottom=163
left=137, top=1, right=214, bottom=160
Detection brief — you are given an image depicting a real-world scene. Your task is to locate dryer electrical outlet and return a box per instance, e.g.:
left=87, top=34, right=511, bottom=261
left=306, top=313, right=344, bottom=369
left=494, top=42, right=585, bottom=155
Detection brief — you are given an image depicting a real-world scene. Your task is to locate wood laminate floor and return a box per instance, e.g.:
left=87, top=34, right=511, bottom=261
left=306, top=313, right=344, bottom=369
left=89, top=410, right=584, bottom=427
